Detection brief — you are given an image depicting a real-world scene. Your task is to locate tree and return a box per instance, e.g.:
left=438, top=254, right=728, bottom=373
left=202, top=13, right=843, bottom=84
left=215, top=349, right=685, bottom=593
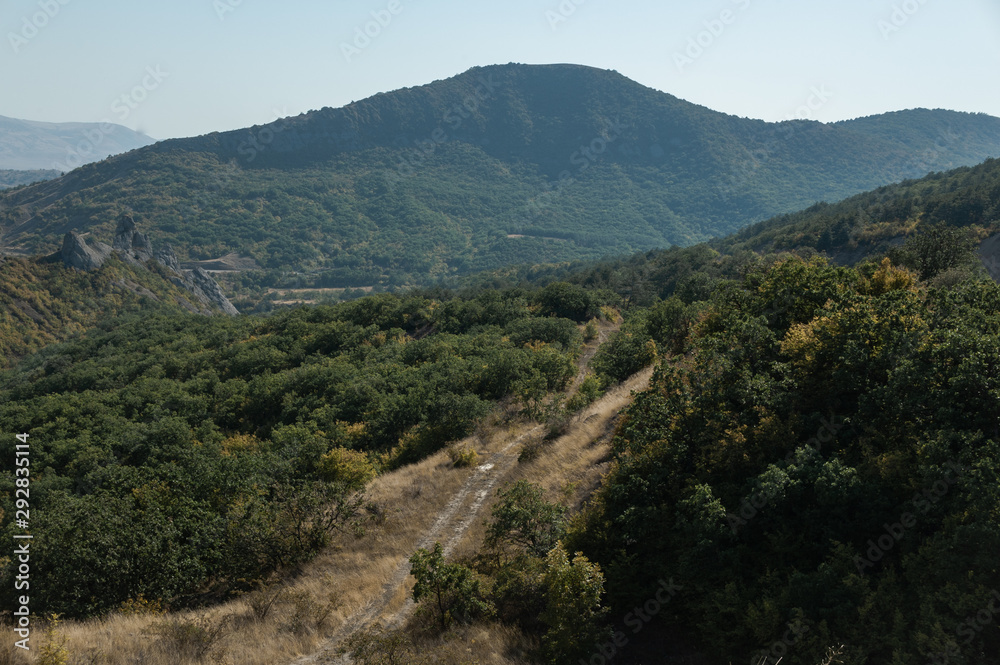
left=540, top=543, right=609, bottom=665
left=409, top=542, right=492, bottom=630
left=891, top=226, right=979, bottom=281
left=484, top=480, right=566, bottom=561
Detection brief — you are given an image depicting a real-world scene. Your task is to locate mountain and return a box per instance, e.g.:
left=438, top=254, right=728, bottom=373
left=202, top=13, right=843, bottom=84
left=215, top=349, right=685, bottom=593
left=0, top=114, right=154, bottom=171
left=503, top=156, right=1000, bottom=309
left=2, top=64, right=1000, bottom=290
left=0, top=215, right=238, bottom=363
left=721, top=156, right=1000, bottom=261
left=2, top=149, right=999, bottom=663
left=0, top=168, right=61, bottom=189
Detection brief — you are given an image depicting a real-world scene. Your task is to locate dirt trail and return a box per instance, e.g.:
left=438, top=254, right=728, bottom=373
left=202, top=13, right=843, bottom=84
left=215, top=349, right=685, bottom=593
left=565, top=319, right=618, bottom=397
left=292, top=327, right=646, bottom=665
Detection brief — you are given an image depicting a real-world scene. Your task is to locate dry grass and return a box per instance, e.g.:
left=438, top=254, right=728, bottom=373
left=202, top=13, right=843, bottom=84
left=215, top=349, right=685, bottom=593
left=42, top=424, right=532, bottom=665
left=37, top=342, right=652, bottom=665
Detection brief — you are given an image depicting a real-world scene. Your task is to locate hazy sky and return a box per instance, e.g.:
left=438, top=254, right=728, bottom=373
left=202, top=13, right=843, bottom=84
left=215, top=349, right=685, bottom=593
left=2, top=0, right=998, bottom=140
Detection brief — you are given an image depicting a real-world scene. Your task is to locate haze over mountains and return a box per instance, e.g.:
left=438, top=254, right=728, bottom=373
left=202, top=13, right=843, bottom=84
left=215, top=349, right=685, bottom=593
left=3, top=64, right=1000, bottom=289
left=0, top=114, right=154, bottom=171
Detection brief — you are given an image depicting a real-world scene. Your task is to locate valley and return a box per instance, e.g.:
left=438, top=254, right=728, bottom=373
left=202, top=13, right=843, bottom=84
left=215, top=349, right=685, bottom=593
left=1, top=61, right=1000, bottom=665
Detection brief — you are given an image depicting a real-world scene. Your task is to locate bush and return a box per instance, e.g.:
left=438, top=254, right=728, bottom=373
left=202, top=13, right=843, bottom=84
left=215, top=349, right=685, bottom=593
left=152, top=614, right=231, bottom=661
left=447, top=443, right=479, bottom=468
left=566, top=374, right=602, bottom=412
left=317, top=446, right=377, bottom=491
left=536, top=282, right=596, bottom=322
left=518, top=439, right=544, bottom=464
left=591, top=330, right=656, bottom=384
left=409, top=542, right=494, bottom=630
left=340, top=625, right=428, bottom=665
left=484, top=480, right=566, bottom=560
left=37, top=616, right=69, bottom=665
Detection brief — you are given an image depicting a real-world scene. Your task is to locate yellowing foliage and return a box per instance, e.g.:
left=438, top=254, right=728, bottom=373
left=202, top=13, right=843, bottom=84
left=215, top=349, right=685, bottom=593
left=221, top=433, right=262, bottom=455
left=317, top=446, right=377, bottom=491
left=781, top=314, right=840, bottom=370
left=863, top=258, right=918, bottom=296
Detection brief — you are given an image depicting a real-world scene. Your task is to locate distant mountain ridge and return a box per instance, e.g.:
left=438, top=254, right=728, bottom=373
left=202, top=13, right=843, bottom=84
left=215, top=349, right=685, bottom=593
left=0, top=168, right=61, bottom=189
left=2, top=64, right=1000, bottom=289
left=0, top=114, right=154, bottom=171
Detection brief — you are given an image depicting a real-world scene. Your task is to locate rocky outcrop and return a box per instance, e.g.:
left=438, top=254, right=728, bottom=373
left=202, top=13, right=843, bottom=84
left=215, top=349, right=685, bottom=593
left=155, top=244, right=180, bottom=272
left=112, top=214, right=154, bottom=263
left=58, top=215, right=239, bottom=316
left=60, top=231, right=113, bottom=271
left=188, top=267, right=240, bottom=316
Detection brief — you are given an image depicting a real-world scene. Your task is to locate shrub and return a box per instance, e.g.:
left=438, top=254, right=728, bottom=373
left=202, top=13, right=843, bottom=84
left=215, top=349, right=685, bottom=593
left=518, top=439, right=544, bottom=464
left=566, top=374, right=602, bottom=412
left=409, top=542, right=494, bottom=630
left=340, top=625, right=428, bottom=665
left=317, top=446, right=377, bottom=491
left=118, top=595, right=165, bottom=616
left=37, top=615, right=69, bottom=665
left=241, top=578, right=285, bottom=622
left=484, top=481, right=566, bottom=560
left=152, top=614, right=231, bottom=661
left=447, top=443, right=479, bottom=468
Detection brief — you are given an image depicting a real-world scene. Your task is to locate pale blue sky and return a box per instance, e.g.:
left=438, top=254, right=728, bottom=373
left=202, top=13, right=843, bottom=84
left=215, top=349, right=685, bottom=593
left=2, top=0, right=998, bottom=140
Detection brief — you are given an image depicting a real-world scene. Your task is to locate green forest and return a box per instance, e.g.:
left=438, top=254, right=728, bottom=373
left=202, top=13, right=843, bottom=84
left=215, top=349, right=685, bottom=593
left=0, top=286, right=602, bottom=617
left=1, top=67, right=999, bottom=664
left=4, top=64, right=1000, bottom=291
left=573, top=255, right=1000, bottom=664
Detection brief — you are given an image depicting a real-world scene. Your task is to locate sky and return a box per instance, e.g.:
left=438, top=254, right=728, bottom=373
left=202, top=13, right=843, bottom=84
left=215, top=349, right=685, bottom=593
left=2, top=0, right=999, bottom=141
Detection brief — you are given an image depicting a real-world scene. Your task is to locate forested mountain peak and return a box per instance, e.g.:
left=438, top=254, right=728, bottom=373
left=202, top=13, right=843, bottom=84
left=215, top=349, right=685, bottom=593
left=3, top=64, right=1000, bottom=290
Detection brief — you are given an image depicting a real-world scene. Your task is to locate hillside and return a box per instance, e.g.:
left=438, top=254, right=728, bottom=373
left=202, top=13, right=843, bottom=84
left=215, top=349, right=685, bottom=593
left=3, top=64, right=1000, bottom=290
left=0, top=169, right=61, bottom=189
left=0, top=115, right=154, bottom=171
left=1, top=139, right=1000, bottom=665
left=0, top=215, right=240, bottom=363
left=721, top=157, right=1000, bottom=260
left=517, top=157, right=1000, bottom=308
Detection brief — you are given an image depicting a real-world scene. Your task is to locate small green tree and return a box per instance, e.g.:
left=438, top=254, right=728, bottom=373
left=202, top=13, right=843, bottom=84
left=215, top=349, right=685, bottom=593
left=484, top=481, right=566, bottom=562
left=540, top=544, right=609, bottom=665
left=409, top=542, right=492, bottom=630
